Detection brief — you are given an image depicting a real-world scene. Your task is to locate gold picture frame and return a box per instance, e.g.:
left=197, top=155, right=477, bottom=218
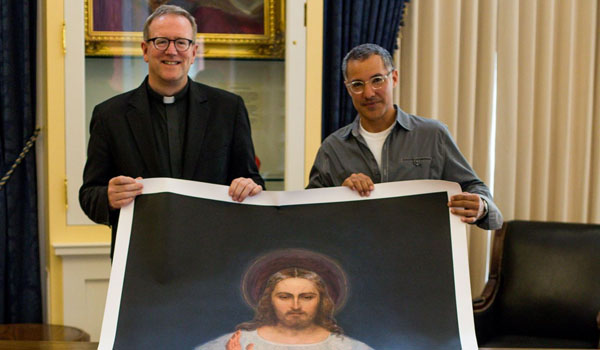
left=85, top=0, right=284, bottom=59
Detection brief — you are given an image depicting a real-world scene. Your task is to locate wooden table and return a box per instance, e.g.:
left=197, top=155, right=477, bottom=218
left=0, top=341, right=98, bottom=349
left=0, top=324, right=90, bottom=342
left=0, top=342, right=589, bottom=350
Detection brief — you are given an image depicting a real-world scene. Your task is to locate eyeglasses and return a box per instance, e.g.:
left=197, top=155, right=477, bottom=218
left=147, top=37, right=194, bottom=52
left=345, top=71, right=393, bottom=94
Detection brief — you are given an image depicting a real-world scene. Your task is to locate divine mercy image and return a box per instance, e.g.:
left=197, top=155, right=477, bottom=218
left=195, top=249, right=372, bottom=350
left=99, top=180, right=476, bottom=350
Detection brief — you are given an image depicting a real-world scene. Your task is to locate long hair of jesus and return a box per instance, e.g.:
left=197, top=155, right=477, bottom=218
left=236, top=267, right=343, bottom=334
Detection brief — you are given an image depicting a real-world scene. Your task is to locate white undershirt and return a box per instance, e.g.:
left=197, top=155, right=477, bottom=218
left=359, top=122, right=395, bottom=172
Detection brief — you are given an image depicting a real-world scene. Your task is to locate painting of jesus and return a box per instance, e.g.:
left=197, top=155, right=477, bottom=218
left=196, top=249, right=372, bottom=350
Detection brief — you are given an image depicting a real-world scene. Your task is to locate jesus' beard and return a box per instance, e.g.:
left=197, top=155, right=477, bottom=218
left=278, top=311, right=317, bottom=330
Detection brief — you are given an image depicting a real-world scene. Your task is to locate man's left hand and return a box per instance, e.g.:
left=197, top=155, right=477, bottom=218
left=229, top=177, right=262, bottom=202
left=448, top=192, right=485, bottom=224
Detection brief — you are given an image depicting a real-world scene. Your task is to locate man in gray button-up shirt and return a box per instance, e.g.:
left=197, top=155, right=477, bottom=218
left=307, top=44, right=502, bottom=230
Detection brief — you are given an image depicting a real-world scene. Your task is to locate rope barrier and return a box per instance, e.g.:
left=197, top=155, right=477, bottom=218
left=0, top=127, right=42, bottom=191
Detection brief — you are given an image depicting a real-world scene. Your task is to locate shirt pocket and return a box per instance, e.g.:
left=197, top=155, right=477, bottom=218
left=395, top=157, right=433, bottom=180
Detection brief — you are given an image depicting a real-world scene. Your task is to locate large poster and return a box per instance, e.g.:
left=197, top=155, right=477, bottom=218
left=99, top=179, right=477, bottom=350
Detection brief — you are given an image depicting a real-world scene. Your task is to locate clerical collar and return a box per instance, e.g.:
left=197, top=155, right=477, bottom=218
left=146, top=79, right=190, bottom=104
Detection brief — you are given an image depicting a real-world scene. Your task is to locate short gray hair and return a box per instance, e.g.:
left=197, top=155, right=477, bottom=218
left=143, top=5, right=197, bottom=42
left=341, top=43, right=394, bottom=80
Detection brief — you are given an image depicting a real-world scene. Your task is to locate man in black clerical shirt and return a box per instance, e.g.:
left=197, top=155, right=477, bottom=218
left=146, top=79, right=189, bottom=179
left=79, top=5, right=264, bottom=257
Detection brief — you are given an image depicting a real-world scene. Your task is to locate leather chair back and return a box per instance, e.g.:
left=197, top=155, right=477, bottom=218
left=474, top=220, right=600, bottom=348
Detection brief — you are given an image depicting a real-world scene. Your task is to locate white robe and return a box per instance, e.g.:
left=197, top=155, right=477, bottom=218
left=194, top=330, right=374, bottom=350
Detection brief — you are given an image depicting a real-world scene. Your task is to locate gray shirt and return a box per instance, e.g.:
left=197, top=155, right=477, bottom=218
left=307, top=106, right=502, bottom=230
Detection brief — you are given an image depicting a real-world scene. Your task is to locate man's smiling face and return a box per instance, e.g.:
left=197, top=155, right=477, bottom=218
left=345, top=54, right=398, bottom=132
left=142, top=14, right=197, bottom=93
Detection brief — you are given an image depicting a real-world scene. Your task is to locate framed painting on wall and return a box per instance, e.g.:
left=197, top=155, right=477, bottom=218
left=85, top=0, right=284, bottom=59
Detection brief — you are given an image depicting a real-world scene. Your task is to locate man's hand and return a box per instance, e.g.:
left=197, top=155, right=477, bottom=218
left=448, top=192, right=485, bottom=224
left=107, top=176, right=143, bottom=210
left=226, top=330, right=254, bottom=350
left=229, top=177, right=262, bottom=202
left=342, top=173, right=374, bottom=197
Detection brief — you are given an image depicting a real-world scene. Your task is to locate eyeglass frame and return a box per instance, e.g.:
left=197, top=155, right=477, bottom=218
left=146, top=37, right=195, bottom=52
left=344, top=70, right=394, bottom=94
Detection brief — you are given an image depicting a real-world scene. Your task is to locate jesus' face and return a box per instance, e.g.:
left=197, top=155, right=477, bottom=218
left=271, top=277, right=320, bottom=330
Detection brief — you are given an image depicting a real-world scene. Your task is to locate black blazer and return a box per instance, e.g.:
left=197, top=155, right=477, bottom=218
left=79, top=78, right=264, bottom=254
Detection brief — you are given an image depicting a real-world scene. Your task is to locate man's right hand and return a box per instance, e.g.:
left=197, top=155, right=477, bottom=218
left=342, top=173, right=375, bottom=197
left=226, top=330, right=254, bottom=350
left=107, top=176, right=143, bottom=209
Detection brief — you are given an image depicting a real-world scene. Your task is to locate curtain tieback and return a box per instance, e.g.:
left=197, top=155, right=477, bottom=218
left=0, top=127, right=41, bottom=191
